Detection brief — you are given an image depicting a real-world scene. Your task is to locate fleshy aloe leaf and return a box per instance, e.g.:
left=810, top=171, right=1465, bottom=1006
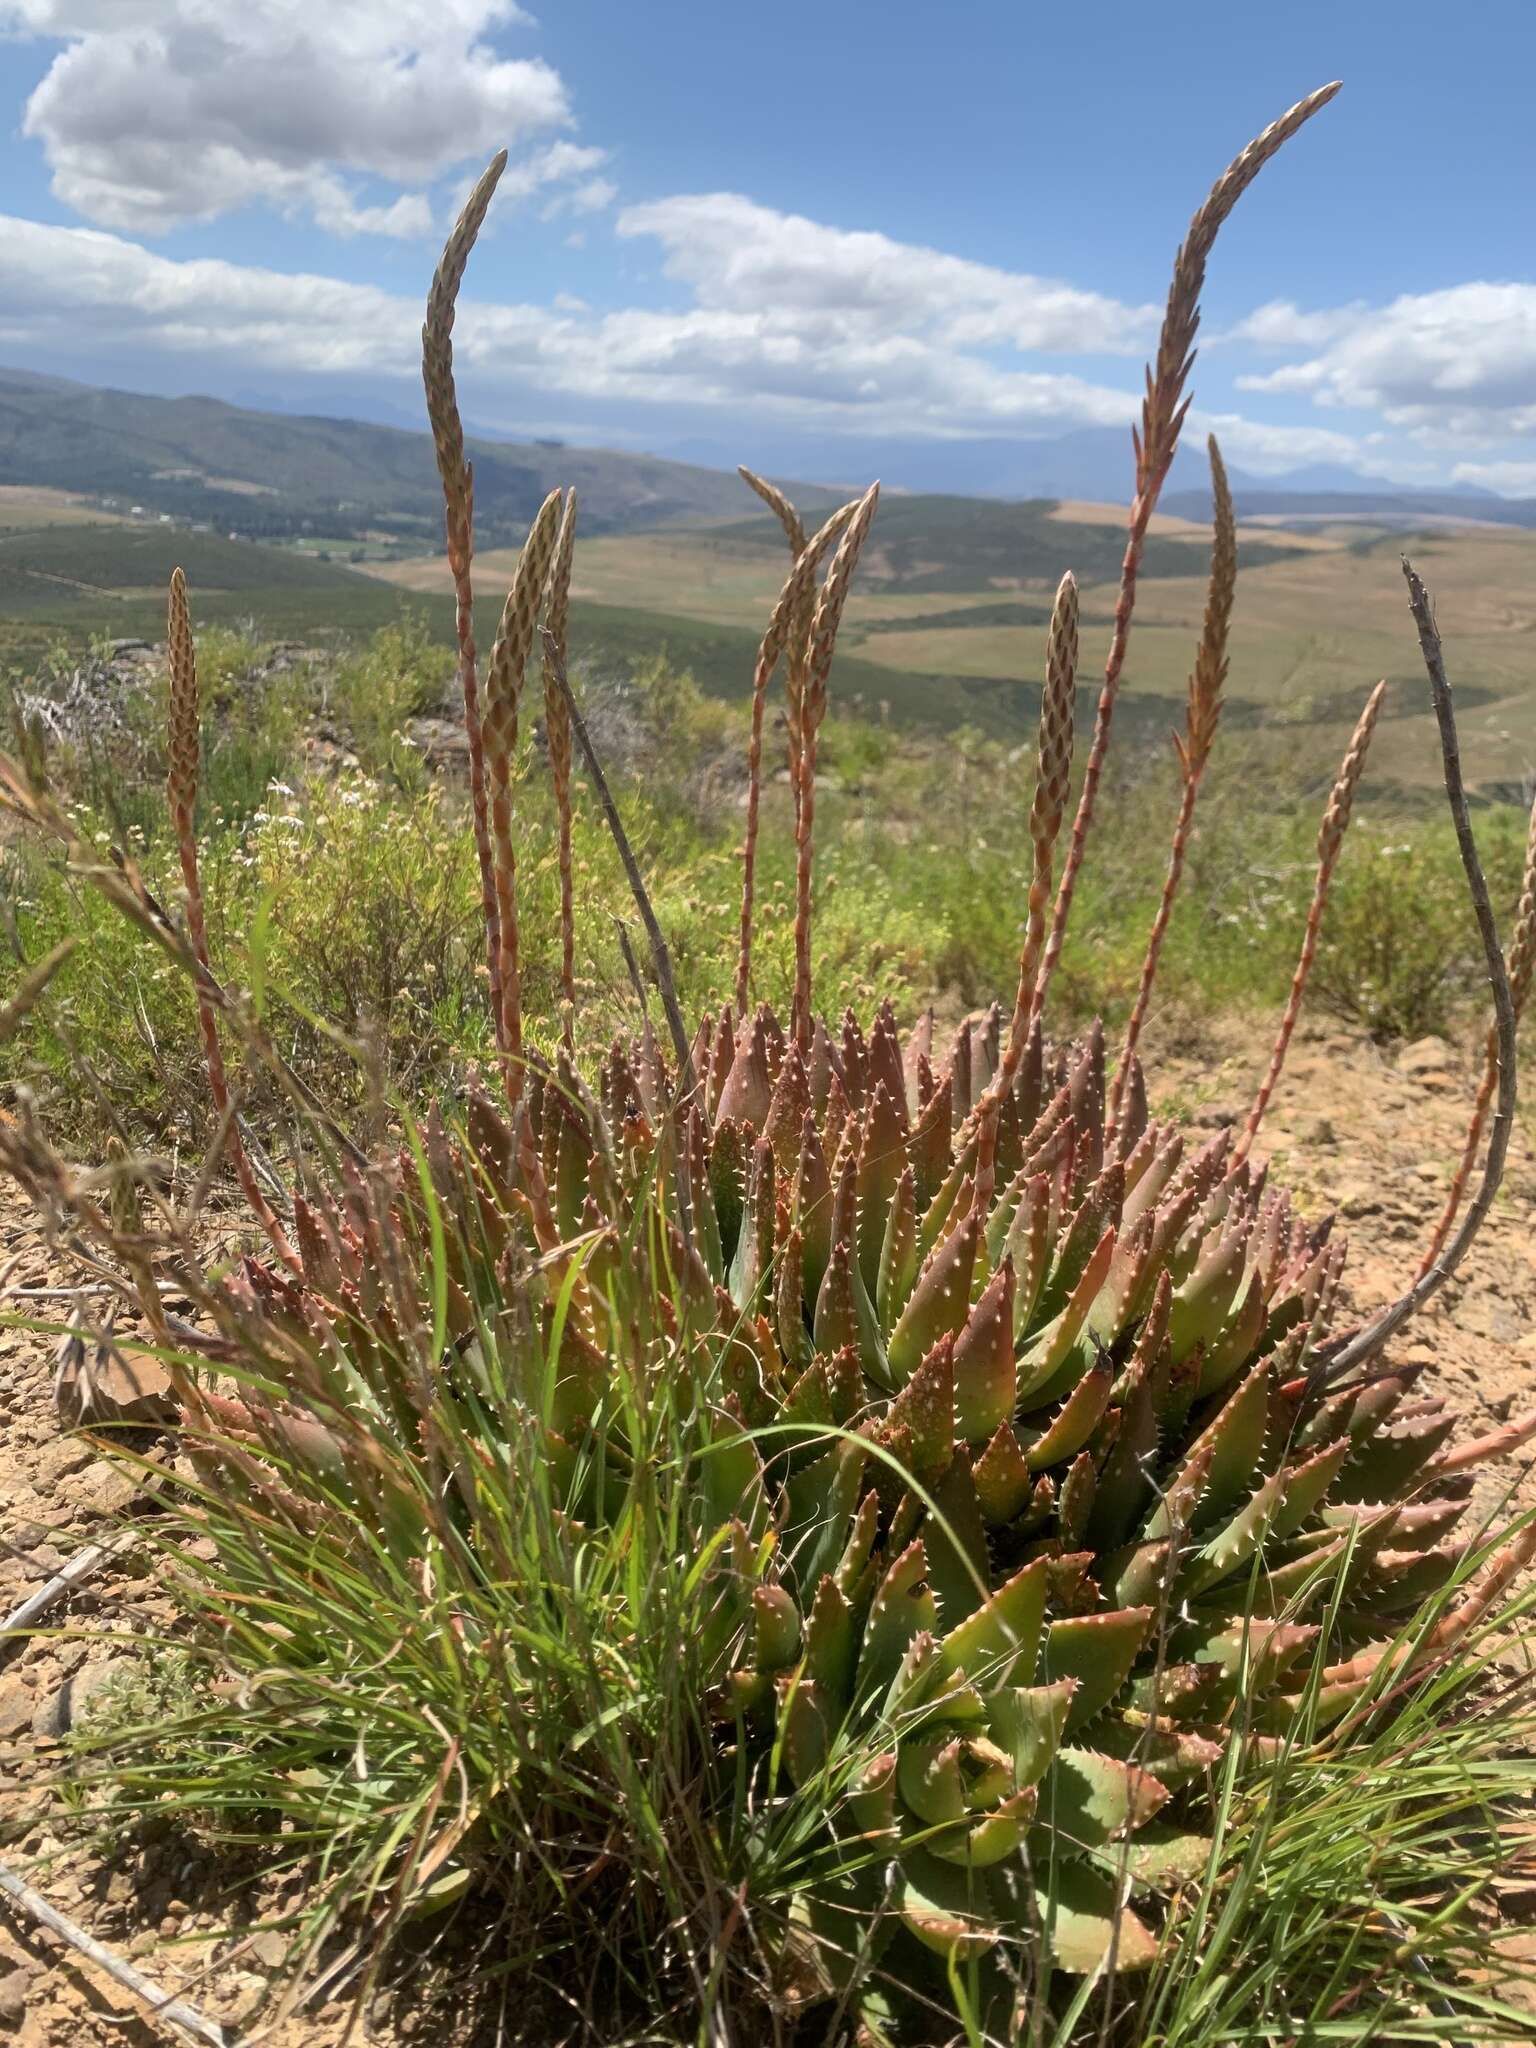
left=888, top=1211, right=980, bottom=1383
left=753, top=1584, right=802, bottom=1672
left=921, top=1452, right=992, bottom=1632
left=1043, top=1609, right=1153, bottom=1732
left=776, top=1673, right=831, bottom=1786
left=929, top=1786, right=1040, bottom=1867
left=858, top=1540, right=937, bottom=1698
left=985, top=1677, right=1075, bottom=1788
left=876, top=1164, right=919, bottom=1334
left=896, top=1851, right=997, bottom=1960
left=804, top=1574, right=858, bottom=1710
left=882, top=1335, right=956, bottom=1476
left=1039, top=1747, right=1169, bottom=1850
left=973, top=1422, right=1034, bottom=1526
left=938, top=1556, right=1050, bottom=1687
left=950, top=1259, right=1017, bottom=1443
left=1041, top=1857, right=1158, bottom=1974
left=1186, top=1363, right=1271, bottom=1526
left=1021, top=1358, right=1114, bottom=1472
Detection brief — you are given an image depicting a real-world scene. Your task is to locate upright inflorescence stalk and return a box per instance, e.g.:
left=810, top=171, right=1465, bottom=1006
left=791, top=484, right=880, bottom=1046
left=481, top=492, right=564, bottom=1105
left=964, top=576, right=1078, bottom=1199
left=735, top=497, right=857, bottom=1016
left=423, top=150, right=508, bottom=1046
left=166, top=570, right=298, bottom=1270
left=1034, top=82, right=1340, bottom=1021
left=1238, top=677, right=1387, bottom=1160
left=1109, top=437, right=1236, bottom=1129
left=1006, top=574, right=1080, bottom=1079
left=542, top=489, right=580, bottom=1046
left=1417, top=789, right=1536, bottom=1277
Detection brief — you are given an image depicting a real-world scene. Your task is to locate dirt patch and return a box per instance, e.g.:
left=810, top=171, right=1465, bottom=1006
left=1, top=1018, right=1533, bottom=2043
left=1152, top=1014, right=1536, bottom=1519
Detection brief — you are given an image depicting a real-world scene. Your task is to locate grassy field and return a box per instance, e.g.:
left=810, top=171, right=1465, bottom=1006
left=376, top=495, right=1536, bottom=797
left=5, top=483, right=1535, bottom=797
left=0, top=514, right=453, bottom=659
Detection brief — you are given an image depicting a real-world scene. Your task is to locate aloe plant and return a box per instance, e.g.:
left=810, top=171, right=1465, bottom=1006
left=164, top=984, right=1518, bottom=1996
left=2, top=78, right=1532, bottom=2041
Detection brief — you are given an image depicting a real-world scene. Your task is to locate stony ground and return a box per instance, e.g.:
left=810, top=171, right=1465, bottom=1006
left=1, top=1016, right=1534, bottom=2045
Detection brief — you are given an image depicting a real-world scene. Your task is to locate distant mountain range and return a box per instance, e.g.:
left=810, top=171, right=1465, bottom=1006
left=1163, top=482, right=1536, bottom=532
left=3, top=364, right=1533, bottom=544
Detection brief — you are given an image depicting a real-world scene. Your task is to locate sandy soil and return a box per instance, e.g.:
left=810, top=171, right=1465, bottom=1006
left=1, top=1016, right=1533, bottom=2045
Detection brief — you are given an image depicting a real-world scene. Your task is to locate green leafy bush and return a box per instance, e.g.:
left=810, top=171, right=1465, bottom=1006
left=1309, top=813, right=1530, bottom=1041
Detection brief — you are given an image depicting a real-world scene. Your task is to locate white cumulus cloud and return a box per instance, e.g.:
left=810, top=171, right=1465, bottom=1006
left=617, top=193, right=1154, bottom=355
left=0, top=209, right=1157, bottom=437
left=1, top=0, right=607, bottom=237
left=1231, top=284, right=1536, bottom=440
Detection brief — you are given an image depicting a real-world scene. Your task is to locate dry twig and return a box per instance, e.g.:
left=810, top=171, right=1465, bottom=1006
left=1417, top=788, right=1536, bottom=1275
left=1326, top=562, right=1518, bottom=1377
left=0, top=1863, right=228, bottom=2046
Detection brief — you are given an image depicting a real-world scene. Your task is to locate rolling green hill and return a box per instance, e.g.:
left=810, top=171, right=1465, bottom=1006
left=0, top=367, right=843, bottom=551
left=0, top=519, right=451, bottom=658
left=688, top=495, right=1305, bottom=594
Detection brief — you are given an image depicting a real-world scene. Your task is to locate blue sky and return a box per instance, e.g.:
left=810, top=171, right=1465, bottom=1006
left=2, top=0, right=1535, bottom=491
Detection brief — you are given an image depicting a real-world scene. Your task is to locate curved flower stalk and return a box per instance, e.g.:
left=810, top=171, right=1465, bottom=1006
left=542, top=489, right=580, bottom=1045
left=423, top=152, right=508, bottom=1046
left=1237, top=680, right=1387, bottom=1160
left=1035, top=83, right=1340, bottom=1019
left=735, top=494, right=858, bottom=1017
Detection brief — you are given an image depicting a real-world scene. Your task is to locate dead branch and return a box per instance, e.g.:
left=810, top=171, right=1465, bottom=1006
left=1325, top=561, right=1518, bottom=1379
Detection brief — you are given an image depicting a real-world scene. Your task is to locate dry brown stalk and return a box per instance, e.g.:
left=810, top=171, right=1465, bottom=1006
left=0, top=939, right=76, bottom=1047
left=1238, top=677, right=1387, bottom=1161
left=166, top=571, right=299, bottom=1270
left=542, top=488, right=580, bottom=1045
left=1416, top=790, right=1536, bottom=1278
left=423, top=150, right=508, bottom=1046
left=482, top=491, right=564, bottom=1103
left=735, top=497, right=858, bottom=1015
left=1034, top=82, right=1340, bottom=1023
left=1109, top=437, right=1236, bottom=1129
left=791, top=483, right=881, bottom=1045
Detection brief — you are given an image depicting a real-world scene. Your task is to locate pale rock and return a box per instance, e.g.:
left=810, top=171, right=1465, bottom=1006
left=0, top=1675, right=33, bottom=1742
left=59, top=1457, right=141, bottom=1517
left=1396, top=1036, right=1456, bottom=1078
left=54, top=1340, right=177, bottom=1431
left=0, top=1968, right=32, bottom=2023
